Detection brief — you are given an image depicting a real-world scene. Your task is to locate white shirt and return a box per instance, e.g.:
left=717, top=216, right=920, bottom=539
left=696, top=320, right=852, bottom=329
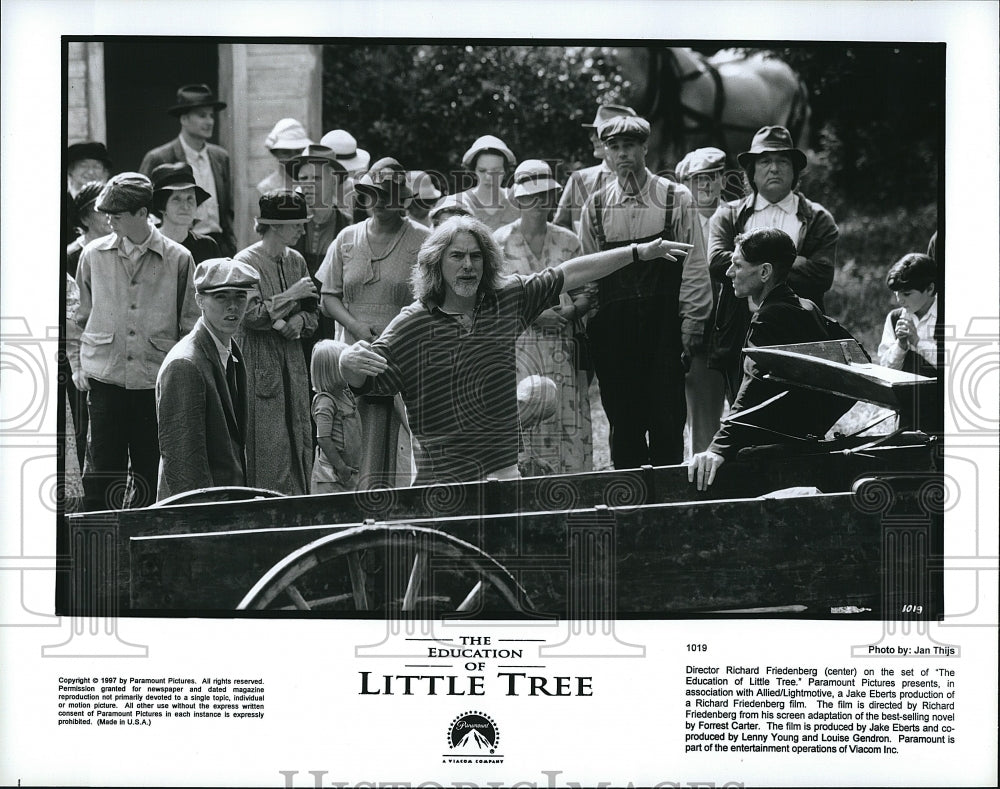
left=203, top=320, right=233, bottom=370
left=745, top=191, right=803, bottom=248
left=178, top=134, right=222, bottom=235
left=878, top=295, right=939, bottom=370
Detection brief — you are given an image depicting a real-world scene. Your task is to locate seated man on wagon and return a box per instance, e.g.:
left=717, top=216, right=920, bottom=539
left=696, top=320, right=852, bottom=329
left=338, top=215, right=691, bottom=485
left=688, top=228, right=853, bottom=491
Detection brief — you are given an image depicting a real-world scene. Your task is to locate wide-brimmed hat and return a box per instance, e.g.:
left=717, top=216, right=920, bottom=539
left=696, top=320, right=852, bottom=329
left=194, top=258, right=261, bottom=293
left=461, top=135, right=516, bottom=170
left=168, top=84, right=227, bottom=117
left=354, top=157, right=413, bottom=201
left=256, top=189, right=313, bottom=225
left=150, top=162, right=211, bottom=205
left=265, top=118, right=312, bottom=151
left=319, top=129, right=371, bottom=174
left=598, top=115, right=651, bottom=143
left=286, top=145, right=349, bottom=180
left=510, top=160, right=562, bottom=200
left=407, top=171, right=442, bottom=202
left=737, top=126, right=807, bottom=170
left=675, top=147, right=727, bottom=181
left=428, top=195, right=473, bottom=222
left=96, top=172, right=154, bottom=214
left=67, top=141, right=112, bottom=170
left=582, top=104, right=637, bottom=130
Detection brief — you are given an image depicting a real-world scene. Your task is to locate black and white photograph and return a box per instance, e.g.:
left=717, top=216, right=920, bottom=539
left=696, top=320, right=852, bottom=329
left=1, top=1, right=997, bottom=787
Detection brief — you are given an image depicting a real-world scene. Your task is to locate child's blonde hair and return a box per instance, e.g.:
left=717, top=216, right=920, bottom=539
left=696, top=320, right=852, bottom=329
left=310, top=339, right=349, bottom=393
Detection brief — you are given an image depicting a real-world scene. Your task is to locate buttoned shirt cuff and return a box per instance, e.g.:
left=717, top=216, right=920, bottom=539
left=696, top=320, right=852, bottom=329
left=878, top=342, right=908, bottom=369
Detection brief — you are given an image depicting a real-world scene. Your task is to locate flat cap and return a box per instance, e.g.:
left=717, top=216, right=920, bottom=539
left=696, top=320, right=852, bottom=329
left=96, top=172, right=153, bottom=213
left=598, top=115, right=651, bottom=143
left=461, top=135, right=516, bottom=170
left=675, top=147, right=727, bottom=181
left=194, top=258, right=261, bottom=293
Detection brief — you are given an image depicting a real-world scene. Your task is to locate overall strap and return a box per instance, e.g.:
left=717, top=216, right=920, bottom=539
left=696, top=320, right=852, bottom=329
left=592, top=188, right=607, bottom=249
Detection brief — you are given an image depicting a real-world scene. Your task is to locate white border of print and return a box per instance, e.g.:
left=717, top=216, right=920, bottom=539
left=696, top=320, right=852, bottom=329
left=1, top=1, right=997, bottom=787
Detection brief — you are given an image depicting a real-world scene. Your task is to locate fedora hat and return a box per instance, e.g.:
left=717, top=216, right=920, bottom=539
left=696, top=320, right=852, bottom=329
left=582, top=104, right=637, bottom=130
left=461, top=135, right=516, bottom=170
left=150, top=162, right=210, bottom=205
left=354, top=157, right=413, bottom=201
left=737, top=126, right=807, bottom=170
left=510, top=159, right=562, bottom=200
left=168, top=84, right=227, bottom=117
left=287, top=145, right=348, bottom=177
left=67, top=141, right=112, bottom=170
left=319, top=129, right=371, bottom=174
left=256, top=189, right=313, bottom=225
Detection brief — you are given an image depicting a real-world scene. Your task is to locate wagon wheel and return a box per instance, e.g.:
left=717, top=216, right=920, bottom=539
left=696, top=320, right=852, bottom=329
left=150, top=486, right=285, bottom=507
left=237, top=524, right=531, bottom=615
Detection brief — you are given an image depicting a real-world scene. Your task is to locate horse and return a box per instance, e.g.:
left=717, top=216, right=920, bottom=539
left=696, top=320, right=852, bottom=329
left=614, top=47, right=811, bottom=174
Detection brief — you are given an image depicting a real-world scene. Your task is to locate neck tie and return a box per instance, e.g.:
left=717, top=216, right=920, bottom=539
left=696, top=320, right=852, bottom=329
left=226, top=354, right=239, bottom=409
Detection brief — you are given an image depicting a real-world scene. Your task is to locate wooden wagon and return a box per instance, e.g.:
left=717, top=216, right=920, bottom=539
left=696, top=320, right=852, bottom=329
left=60, top=342, right=943, bottom=620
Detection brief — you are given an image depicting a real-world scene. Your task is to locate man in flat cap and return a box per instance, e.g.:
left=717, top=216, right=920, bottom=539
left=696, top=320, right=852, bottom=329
left=554, top=104, right=637, bottom=234
left=579, top=115, right=713, bottom=470
left=74, top=173, right=200, bottom=510
left=675, top=146, right=729, bottom=452
left=707, top=125, right=839, bottom=402
left=139, top=84, right=236, bottom=256
left=155, top=258, right=260, bottom=500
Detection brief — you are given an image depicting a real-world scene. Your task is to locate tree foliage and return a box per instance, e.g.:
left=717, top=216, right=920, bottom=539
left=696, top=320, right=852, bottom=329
left=323, top=45, right=622, bottom=192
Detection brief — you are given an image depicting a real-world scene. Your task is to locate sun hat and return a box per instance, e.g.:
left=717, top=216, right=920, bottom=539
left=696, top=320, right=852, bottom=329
left=517, top=375, right=558, bottom=427
left=264, top=118, right=312, bottom=151
left=509, top=160, right=562, bottom=200
left=407, top=170, right=442, bottom=202
left=428, top=195, right=473, bottom=222
left=461, top=135, right=516, bottom=170
left=737, top=126, right=807, bottom=170
left=319, top=129, right=371, bottom=174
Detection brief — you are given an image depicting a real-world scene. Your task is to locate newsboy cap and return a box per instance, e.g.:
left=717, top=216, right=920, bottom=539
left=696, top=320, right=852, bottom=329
left=96, top=172, right=154, bottom=213
left=194, top=258, right=260, bottom=293
left=582, top=104, right=637, bottom=129
left=461, top=135, right=516, bottom=170
left=737, top=126, right=807, bottom=170
left=598, top=115, right=651, bottom=143
left=675, top=147, right=727, bottom=181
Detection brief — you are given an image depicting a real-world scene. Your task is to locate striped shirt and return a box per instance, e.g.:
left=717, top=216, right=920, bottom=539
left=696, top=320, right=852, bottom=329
left=359, top=267, right=564, bottom=483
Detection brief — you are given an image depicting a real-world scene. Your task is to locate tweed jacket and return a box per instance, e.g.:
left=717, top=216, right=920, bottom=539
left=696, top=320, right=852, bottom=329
left=155, top=318, right=248, bottom=500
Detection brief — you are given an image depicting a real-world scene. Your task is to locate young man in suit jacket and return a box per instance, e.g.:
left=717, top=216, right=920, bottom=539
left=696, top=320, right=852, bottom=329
left=155, top=258, right=260, bottom=500
left=139, top=85, right=236, bottom=256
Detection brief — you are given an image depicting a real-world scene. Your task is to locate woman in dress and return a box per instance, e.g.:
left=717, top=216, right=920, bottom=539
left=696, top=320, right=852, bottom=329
left=235, top=190, right=319, bottom=494
left=150, top=163, right=220, bottom=263
left=494, top=160, right=594, bottom=474
left=317, top=157, right=429, bottom=487
left=445, top=135, right=520, bottom=231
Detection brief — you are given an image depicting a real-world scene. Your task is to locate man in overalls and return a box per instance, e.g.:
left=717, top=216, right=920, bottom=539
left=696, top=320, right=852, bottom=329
left=579, top=115, right=713, bottom=469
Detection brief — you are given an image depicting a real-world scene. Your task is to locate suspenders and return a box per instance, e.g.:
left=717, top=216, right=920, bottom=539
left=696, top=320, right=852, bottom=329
left=590, top=180, right=676, bottom=249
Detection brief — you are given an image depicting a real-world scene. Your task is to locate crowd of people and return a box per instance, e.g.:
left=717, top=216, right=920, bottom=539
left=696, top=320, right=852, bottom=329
left=63, top=83, right=941, bottom=511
